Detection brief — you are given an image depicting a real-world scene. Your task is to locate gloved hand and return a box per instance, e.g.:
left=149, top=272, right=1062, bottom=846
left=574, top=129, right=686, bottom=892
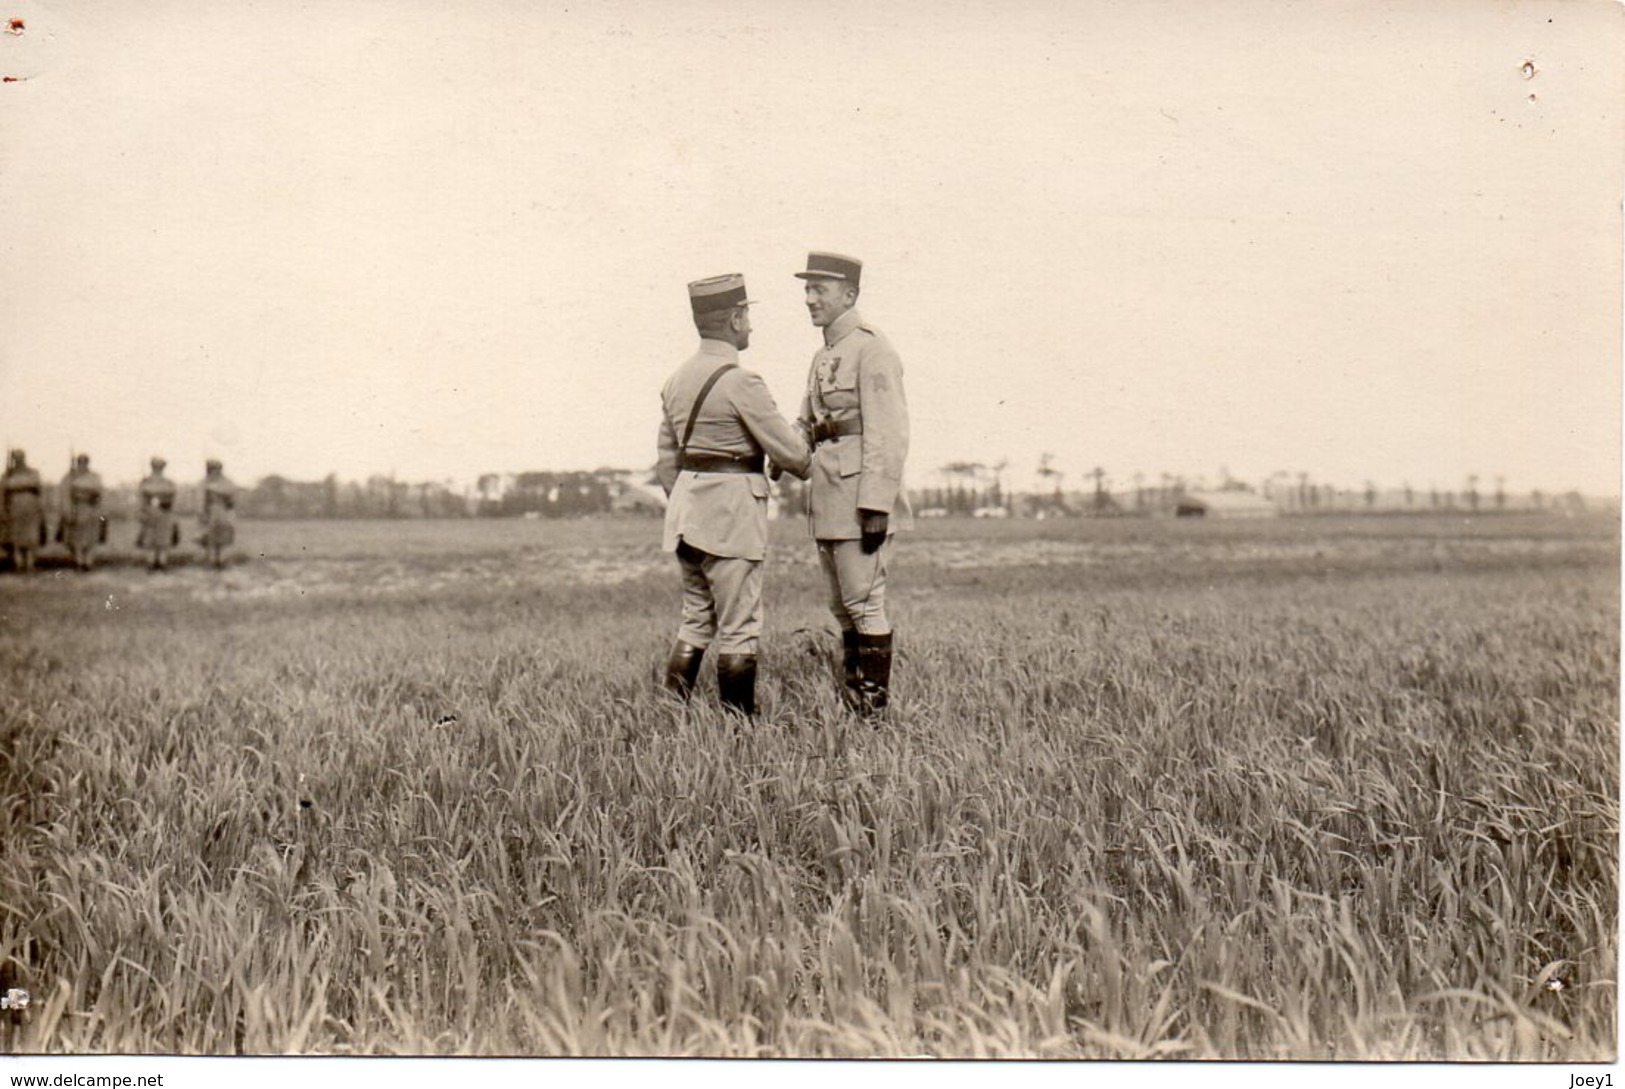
left=767, top=459, right=784, bottom=483
left=859, top=509, right=889, bottom=554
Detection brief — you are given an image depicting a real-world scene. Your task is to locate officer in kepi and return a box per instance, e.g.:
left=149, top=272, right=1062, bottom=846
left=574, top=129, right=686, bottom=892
left=794, top=252, right=911, bottom=716
left=656, top=273, right=811, bottom=717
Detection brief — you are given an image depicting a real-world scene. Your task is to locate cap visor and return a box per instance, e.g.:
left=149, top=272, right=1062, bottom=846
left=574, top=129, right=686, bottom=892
left=793, top=271, right=849, bottom=280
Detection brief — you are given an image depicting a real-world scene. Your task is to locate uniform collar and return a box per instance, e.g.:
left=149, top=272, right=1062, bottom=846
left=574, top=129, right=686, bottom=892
left=823, top=308, right=863, bottom=348
left=696, top=337, right=740, bottom=362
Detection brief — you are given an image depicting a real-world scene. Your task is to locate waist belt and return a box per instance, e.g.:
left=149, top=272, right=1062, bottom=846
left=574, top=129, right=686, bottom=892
left=812, top=418, right=863, bottom=445
left=679, top=452, right=765, bottom=474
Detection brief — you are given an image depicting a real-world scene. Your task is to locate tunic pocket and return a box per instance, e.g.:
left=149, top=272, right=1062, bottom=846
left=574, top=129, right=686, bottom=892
left=837, top=437, right=863, bottom=477
left=819, top=366, right=860, bottom=410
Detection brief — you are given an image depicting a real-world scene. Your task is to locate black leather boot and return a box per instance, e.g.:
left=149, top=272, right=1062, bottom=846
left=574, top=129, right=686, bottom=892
left=715, top=654, right=757, bottom=717
left=856, top=632, right=893, bottom=716
left=840, top=628, right=861, bottom=706
left=662, top=641, right=705, bottom=701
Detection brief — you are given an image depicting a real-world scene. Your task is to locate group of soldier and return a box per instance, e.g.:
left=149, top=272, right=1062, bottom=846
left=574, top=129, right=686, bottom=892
left=0, top=451, right=240, bottom=573
left=656, top=251, right=910, bottom=720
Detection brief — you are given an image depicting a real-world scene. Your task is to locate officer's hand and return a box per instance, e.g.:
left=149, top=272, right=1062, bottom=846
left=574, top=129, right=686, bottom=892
left=859, top=509, right=889, bottom=553
left=767, top=459, right=784, bottom=483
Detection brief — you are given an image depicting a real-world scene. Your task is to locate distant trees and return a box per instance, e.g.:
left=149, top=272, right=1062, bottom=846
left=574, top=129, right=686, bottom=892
left=1035, top=453, right=1067, bottom=515
left=502, top=471, right=612, bottom=517
left=245, top=474, right=466, bottom=519
left=113, top=459, right=1585, bottom=523
left=923, top=461, right=1006, bottom=514
left=239, top=468, right=653, bottom=519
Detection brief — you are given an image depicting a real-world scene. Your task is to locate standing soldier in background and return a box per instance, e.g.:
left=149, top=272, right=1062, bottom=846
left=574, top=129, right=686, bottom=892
left=58, top=453, right=105, bottom=572
left=2, top=450, right=46, bottom=573
left=136, top=457, right=179, bottom=571
left=656, top=273, right=811, bottom=718
left=199, top=459, right=238, bottom=569
left=794, top=252, right=911, bottom=716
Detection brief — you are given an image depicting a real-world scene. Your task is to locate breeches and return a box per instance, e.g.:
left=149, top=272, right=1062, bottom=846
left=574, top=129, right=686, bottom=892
left=817, top=536, right=891, bottom=636
left=675, top=540, right=763, bottom=656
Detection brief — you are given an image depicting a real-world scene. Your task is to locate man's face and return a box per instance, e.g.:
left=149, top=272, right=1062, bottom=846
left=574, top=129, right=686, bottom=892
left=804, top=277, right=855, bottom=328
left=732, top=305, right=752, bottom=350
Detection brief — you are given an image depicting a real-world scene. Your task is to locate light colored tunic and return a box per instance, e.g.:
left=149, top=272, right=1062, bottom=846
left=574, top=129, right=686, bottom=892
left=2, top=467, right=44, bottom=548
left=137, top=472, right=179, bottom=550
left=796, top=308, right=912, bottom=540
left=201, top=474, right=238, bottom=549
left=59, top=469, right=104, bottom=550
left=655, top=338, right=810, bottom=561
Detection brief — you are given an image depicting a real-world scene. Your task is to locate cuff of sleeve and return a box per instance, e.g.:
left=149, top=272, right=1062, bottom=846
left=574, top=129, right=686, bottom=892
left=856, top=486, right=897, bottom=515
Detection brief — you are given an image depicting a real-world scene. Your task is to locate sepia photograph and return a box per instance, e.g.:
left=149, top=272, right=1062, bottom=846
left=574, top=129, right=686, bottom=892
left=1, top=0, right=1621, bottom=1078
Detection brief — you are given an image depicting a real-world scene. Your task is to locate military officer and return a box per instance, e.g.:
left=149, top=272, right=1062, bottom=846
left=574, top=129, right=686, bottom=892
left=136, top=457, right=179, bottom=571
left=2, top=449, right=45, bottom=573
left=200, top=459, right=238, bottom=569
left=58, top=453, right=105, bottom=572
left=656, top=273, right=812, bottom=717
left=794, top=252, right=911, bottom=715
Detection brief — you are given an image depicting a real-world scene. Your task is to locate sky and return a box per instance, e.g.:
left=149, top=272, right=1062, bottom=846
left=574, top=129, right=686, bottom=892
left=2, top=0, right=1621, bottom=496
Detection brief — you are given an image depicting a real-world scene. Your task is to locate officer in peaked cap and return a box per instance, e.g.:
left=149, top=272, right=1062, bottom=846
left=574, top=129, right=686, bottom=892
left=655, top=273, right=812, bottom=717
left=794, top=251, right=911, bottom=716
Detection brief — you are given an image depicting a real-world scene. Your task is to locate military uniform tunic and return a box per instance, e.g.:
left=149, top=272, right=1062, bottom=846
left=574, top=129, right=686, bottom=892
left=2, top=465, right=45, bottom=549
left=657, top=339, right=811, bottom=562
left=202, top=473, right=238, bottom=549
left=59, top=468, right=105, bottom=550
left=797, top=308, right=912, bottom=539
left=137, top=472, right=179, bottom=550
left=656, top=338, right=810, bottom=655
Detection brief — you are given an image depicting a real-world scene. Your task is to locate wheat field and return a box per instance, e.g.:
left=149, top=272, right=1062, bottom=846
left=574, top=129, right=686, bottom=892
left=0, top=512, right=1616, bottom=1058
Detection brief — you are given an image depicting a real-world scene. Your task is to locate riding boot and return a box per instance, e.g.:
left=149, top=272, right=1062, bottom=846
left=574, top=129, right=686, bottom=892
left=840, top=628, right=861, bottom=707
left=855, top=632, right=893, bottom=717
left=661, top=641, right=706, bottom=701
left=715, top=653, right=757, bottom=717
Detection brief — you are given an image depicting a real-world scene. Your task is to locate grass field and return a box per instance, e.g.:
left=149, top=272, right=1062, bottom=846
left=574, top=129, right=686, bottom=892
left=0, top=512, right=1617, bottom=1058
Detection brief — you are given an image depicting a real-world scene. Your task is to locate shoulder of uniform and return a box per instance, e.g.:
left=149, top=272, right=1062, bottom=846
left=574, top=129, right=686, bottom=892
left=856, top=326, right=899, bottom=358
left=725, top=366, right=770, bottom=395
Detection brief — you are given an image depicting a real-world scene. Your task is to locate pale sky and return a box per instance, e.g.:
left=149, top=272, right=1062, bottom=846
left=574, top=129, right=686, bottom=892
left=2, top=0, right=1621, bottom=495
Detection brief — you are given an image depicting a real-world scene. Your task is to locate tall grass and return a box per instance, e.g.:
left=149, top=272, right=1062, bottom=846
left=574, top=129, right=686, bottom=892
left=0, top=513, right=1616, bottom=1057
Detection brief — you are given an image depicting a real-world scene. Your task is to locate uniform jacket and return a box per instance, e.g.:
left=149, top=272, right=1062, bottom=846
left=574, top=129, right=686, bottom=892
left=201, top=473, right=238, bottom=548
left=137, top=473, right=179, bottom=549
left=797, top=309, right=912, bottom=540
left=2, top=466, right=44, bottom=546
left=656, top=338, right=810, bottom=561
left=59, top=468, right=104, bottom=548
left=203, top=474, right=238, bottom=522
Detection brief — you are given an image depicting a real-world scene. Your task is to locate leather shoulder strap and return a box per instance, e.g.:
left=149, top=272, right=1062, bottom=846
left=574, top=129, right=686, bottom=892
left=680, top=363, right=738, bottom=452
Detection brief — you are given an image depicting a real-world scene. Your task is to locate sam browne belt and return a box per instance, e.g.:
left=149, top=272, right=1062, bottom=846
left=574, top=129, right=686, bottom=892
left=679, top=452, right=765, bottom=474
left=811, top=418, right=863, bottom=445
